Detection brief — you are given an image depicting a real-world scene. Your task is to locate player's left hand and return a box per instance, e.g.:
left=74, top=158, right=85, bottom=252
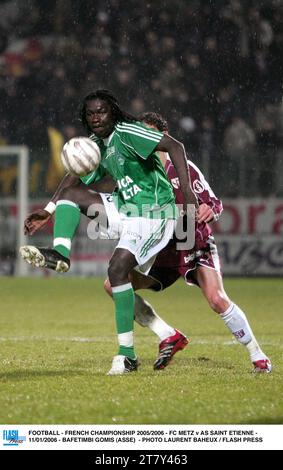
left=197, top=203, right=215, bottom=223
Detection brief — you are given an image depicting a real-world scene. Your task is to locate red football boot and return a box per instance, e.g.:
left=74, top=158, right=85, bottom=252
left=253, top=358, right=272, bottom=373
left=154, top=330, right=189, bottom=370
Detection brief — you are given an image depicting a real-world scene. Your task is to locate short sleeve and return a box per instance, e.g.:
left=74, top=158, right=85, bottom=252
left=116, top=121, right=163, bottom=159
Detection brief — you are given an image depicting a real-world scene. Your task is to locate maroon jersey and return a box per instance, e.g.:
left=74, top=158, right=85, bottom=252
left=165, top=157, right=223, bottom=249
left=148, top=158, right=223, bottom=290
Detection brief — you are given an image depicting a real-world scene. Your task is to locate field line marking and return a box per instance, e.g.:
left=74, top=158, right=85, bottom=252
left=0, top=336, right=281, bottom=348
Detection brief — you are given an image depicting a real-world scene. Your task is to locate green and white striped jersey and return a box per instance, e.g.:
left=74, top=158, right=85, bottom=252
left=80, top=120, right=176, bottom=218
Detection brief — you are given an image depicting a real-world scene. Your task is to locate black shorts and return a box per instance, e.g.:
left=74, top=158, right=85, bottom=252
left=147, top=266, right=181, bottom=292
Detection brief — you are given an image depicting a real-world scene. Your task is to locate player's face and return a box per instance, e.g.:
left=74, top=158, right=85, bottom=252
left=85, top=99, right=115, bottom=138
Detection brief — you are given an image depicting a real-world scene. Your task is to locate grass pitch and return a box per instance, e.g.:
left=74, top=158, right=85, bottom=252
left=0, top=277, right=282, bottom=424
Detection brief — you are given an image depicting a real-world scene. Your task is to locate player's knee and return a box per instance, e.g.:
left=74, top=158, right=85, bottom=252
left=108, top=258, right=128, bottom=284
left=103, top=278, right=112, bottom=297
left=207, top=291, right=229, bottom=313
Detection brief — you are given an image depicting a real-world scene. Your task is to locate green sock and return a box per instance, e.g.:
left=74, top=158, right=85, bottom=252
left=112, top=283, right=135, bottom=359
left=53, top=201, right=81, bottom=258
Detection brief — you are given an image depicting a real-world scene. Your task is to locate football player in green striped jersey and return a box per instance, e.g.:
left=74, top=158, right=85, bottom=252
left=21, top=90, right=197, bottom=375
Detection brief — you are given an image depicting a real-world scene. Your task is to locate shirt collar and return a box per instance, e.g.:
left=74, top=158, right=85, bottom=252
left=103, top=130, right=115, bottom=146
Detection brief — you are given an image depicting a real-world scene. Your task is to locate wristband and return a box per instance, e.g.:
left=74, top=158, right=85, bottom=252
left=44, top=201, right=56, bottom=215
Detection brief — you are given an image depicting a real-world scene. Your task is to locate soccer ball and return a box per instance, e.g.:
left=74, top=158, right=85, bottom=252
left=61, top=137, right=101, bottom=176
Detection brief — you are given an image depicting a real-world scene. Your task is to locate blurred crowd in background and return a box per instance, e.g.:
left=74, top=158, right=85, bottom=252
left=0, top=0, right=282, bottom=197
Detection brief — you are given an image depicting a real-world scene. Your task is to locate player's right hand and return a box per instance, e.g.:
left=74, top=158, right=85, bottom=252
left=197, top=203, right=215, bottom=223
left=24, top=209, right=51, bottom=235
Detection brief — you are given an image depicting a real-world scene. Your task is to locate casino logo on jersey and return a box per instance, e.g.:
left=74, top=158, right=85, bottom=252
left=193, top=179, right=205, bottom=193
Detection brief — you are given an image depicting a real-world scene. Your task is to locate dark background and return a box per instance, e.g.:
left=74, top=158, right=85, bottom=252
left=0, top=0, right=282, bottom=198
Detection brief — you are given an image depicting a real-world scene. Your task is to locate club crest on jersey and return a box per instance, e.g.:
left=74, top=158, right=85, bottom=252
left=171, top=177, right=180, bottom=189
left=193, top=179, right=205, bottom=193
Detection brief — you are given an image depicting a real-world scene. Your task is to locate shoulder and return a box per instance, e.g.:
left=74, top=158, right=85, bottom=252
left=188, top=159, right=202, bottom=174
left=89, top=134, right=100, bottom=144
left=115, top=121, right=163, bottom=141
left=188, top=160, right=208, bottom=181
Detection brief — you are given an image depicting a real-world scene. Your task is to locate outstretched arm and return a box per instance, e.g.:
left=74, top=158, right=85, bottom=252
left=24, top=173, right=80, bottom=235
left=156, top=134, right=197, bottom=207
left=88, top=174, right=116, bottom=194
left=48, top=173, right=81, bottom=205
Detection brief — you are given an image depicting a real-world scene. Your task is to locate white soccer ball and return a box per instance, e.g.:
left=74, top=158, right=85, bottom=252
left=61, top=137, right=101, bottom=176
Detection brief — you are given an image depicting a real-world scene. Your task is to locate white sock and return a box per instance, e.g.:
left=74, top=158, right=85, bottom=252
left=134, top=294, right=175, bottom=341
left=118, top=331, right=133, bottom=347
left=245, top=338, right=267, bottom=362
left=150, top=316, right=176, bottom=341
left=221, top=303, right=266, bottom=361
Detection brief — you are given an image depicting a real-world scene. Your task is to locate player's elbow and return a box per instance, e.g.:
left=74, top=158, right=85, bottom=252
left=104, top=278, right=113, bottom=297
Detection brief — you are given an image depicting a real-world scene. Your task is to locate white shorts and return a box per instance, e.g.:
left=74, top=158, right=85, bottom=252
left=98, top=193, right=122, bottom=239
left=98, top=194, right=176, bottom=274
left=117, top=215, right=176, bottom=275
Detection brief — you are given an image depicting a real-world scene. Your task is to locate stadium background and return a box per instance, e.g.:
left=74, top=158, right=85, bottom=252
left=0, top=0, right=282, bottom=276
